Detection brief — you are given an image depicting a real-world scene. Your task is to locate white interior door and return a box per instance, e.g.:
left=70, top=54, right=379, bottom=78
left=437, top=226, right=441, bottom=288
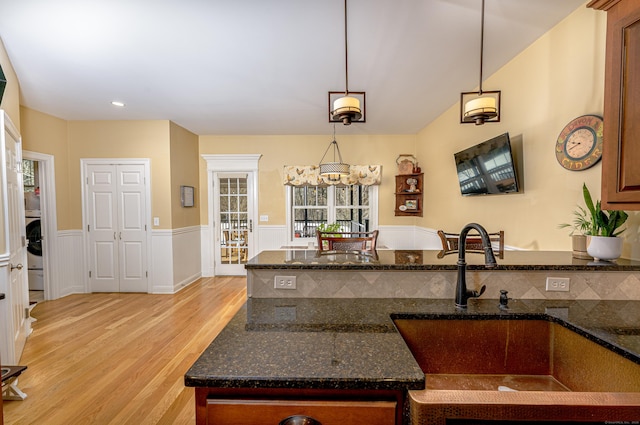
left=86, top=162, right=148, bottom=292
left=215, top=173, right=254, bottom=275
left=5, top=114, right=29, bottom=363
left=117, top=164, right=147, bottom=292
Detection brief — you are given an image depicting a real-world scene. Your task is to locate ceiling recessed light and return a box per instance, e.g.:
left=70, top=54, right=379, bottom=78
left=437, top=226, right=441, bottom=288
left=111, top=101, right=125, bottom=107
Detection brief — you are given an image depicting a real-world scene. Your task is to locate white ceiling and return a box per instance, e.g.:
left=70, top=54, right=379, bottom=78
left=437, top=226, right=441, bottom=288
left=0, top=0, right=586, bottom=136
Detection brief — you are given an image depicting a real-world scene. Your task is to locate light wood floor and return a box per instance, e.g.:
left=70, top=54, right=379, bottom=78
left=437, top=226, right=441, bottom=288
left=3, top=276, right=247, bottom=425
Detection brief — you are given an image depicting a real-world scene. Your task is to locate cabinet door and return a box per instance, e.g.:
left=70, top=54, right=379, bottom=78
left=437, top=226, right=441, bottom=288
left=599, top=0, right=640, bottom=209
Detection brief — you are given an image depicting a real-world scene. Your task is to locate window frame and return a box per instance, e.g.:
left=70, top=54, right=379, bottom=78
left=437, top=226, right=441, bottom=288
left=286, top=184, right=378, bottom=244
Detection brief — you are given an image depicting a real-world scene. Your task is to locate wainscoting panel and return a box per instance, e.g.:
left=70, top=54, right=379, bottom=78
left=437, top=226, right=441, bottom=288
left=171, top=226, right=201, bottom=292
left=258, top=225, right=287, bottom=251
left=150, top=229, right=174, bottom=293
left=57, top=230, right=86, bottom=298
left=201, top=225, right=214, bottom=277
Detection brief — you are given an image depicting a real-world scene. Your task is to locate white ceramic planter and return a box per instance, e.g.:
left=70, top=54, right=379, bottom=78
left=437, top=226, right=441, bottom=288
left=586, top=236, right=623, bottom=261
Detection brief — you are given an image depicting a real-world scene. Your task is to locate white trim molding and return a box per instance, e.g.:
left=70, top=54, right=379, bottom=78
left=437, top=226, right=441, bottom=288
left=202, top=154, right=261, bottom=276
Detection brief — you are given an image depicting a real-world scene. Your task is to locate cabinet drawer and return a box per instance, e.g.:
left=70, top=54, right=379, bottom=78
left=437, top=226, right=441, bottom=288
left=206, top=398, right=397, bottom=425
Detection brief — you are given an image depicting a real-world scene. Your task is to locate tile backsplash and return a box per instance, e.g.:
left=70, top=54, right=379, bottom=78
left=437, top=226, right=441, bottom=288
left=249, top=269, right=640, bottom=301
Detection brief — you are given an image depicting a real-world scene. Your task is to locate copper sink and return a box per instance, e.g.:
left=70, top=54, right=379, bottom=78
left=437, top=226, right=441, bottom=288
left=393, top=317, right=640, bottom=424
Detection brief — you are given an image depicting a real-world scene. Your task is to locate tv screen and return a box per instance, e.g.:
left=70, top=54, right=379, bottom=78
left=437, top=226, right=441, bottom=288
left=454, top=132, right=520, bottom=196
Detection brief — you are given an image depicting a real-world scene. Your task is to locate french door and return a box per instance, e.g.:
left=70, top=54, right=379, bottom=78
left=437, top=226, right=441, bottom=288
left=84, top=161, right=149, bottom=292
left=214, top=173, right=255, bottom=275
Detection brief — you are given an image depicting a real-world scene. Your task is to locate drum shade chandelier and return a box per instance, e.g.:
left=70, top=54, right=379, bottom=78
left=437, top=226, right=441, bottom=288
left=460, top=0, right=501, bottom=125
left=329, top=0, right=365, bottom=125
left=319, top=125, right=350, bottom=181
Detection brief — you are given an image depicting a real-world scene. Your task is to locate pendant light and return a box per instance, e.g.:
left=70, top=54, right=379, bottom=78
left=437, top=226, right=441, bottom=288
left=329, top=0, right=365, bottom=125
left=319, top=125, right=350, bottom=181
left=460, top=0, right=501, bottom=125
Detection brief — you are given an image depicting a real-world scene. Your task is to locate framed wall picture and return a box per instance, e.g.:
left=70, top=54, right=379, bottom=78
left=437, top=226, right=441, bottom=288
left=405, top=199, right=418, bottom=210
left=181, top=185, right=195, bottom=207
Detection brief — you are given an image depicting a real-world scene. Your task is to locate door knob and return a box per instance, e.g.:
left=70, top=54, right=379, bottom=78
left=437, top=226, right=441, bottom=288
left=10, top=263, right=24, bottom=271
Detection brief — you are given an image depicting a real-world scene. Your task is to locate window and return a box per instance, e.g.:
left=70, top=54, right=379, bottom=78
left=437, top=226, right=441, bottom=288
left=22, top=159, right=37, bottom=192
left=289, top=184, right=377, bottom=241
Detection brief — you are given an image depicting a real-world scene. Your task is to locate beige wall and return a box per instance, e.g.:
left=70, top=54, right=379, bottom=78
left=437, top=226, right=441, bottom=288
left=20, top=107, right=72, bottom=228
left=0, top=37, right=21, bottom=129
left=169, top=121, right=200, bottom=228
left=198, top=134, right=417, bottom=226
left=21, top=111, right=199, bottom=231
left=414, top=5, right=640, bottom=254
left=66, top=120, right=172, bottom=229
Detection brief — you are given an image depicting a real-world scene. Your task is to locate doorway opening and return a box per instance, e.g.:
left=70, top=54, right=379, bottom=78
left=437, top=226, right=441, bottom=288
left=23, top=151, right=58, bottom=302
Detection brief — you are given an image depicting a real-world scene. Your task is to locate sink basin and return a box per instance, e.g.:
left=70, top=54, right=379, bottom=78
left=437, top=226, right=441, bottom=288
left=393, top=317, right=640, bottom=424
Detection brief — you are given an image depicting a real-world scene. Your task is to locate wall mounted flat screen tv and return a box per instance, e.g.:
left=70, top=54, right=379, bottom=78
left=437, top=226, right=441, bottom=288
left=454, top=132, right=520, bottom=196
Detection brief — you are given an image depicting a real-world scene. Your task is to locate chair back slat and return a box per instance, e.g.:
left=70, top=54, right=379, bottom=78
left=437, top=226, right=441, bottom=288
left=317, top=230, right=379, bottom=253
left=437, top=229, right=504, bottom=259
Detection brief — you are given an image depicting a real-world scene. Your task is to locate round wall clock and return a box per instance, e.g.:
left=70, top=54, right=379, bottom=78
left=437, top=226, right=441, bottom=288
left=555, top=115, right=603, bottom=171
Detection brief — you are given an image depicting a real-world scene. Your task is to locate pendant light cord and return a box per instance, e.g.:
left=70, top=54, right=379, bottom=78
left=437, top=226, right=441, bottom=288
left=478, top=0, right=485, bottom=95
left=344, top=0, right=349, bottom=96
left=320, top=124, right=344, bottom=164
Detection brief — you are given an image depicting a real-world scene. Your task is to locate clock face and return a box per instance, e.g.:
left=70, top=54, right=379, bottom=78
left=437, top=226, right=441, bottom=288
left=555, top=115, right=603, bottom=171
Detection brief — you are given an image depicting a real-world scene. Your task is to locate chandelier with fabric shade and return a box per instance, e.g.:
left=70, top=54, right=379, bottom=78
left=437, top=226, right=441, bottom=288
left=460, top=0, right=501, bottom=125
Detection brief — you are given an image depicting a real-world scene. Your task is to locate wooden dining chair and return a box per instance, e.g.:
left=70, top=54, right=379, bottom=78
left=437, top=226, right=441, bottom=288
left=437, top=229, right=504, bottom=259
left=316, top=230, right=379, bottom=253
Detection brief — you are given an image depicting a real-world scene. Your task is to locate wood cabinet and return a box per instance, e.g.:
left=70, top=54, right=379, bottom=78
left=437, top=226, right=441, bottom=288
left=394, top=173, right=423, bottom=217
left=589, top=0, right=640, bottom=209
left=196, top=388, right=403, bottom=425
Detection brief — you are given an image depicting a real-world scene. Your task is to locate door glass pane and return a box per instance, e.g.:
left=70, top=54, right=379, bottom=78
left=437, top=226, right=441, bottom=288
left=219, top=177, right=248, bottom=264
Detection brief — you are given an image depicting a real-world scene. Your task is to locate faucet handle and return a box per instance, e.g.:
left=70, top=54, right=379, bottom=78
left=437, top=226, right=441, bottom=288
left=470, top=284, right=486, bottom=298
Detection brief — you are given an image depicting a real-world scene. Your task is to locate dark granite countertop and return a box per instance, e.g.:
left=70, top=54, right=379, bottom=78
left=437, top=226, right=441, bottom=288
left=245, top=249, right=640, bottom=271
left=184, top=298, right=640, bottom=391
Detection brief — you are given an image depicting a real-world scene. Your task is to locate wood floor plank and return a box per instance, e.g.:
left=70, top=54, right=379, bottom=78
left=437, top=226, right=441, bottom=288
left=3, top=276, right=247, bottom=425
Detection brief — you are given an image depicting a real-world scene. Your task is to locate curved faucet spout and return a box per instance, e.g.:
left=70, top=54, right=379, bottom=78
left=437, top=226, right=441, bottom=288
left=455, top=223, right=497, bottom=309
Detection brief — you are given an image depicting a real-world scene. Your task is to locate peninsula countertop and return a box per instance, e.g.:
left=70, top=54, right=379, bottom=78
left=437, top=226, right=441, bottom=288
left=245, top=249, right=640, bottom=271
left=184, top=298, right=640, bottom=390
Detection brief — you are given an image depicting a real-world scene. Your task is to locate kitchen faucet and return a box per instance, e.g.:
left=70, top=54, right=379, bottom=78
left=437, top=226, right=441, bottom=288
left=455, top=223, right=498, bottom=309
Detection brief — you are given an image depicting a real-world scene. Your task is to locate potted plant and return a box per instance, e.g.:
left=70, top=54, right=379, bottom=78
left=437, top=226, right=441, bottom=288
left=558, top=204, right=592, bottom=259
left=581, top=183, right=627, bottom=261
left=317, top=222, right=342, bottom=250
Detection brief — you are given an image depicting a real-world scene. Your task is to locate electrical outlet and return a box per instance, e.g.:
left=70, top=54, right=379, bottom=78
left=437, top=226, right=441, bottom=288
left=546, top=277, right=570, bottom=292
left=274, top=275, right=297, bottom=290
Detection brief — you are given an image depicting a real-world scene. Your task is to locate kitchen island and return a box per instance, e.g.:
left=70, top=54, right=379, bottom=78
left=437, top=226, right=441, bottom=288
left=185, top=297, right=640, bottom=424
left=186, top=250, right=640, bottom=424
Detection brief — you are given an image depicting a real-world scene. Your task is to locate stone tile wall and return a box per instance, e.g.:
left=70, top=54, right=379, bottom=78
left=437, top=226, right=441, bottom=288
left=248, top=269, right=640, bottom=301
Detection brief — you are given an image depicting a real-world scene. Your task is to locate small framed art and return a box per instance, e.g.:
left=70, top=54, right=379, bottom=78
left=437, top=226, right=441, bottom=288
left=181, top=185, right=195, bottom=207
left=405, top=199, right=418, bottom=210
